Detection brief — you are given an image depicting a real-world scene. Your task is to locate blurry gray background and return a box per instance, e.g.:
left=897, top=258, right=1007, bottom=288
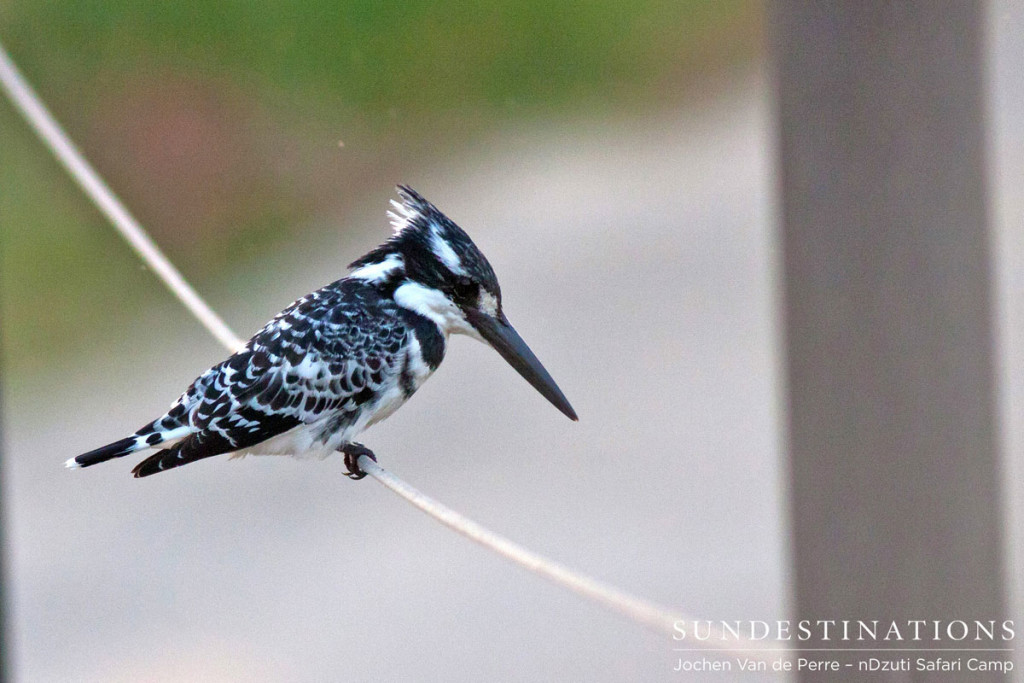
left=1, top=1, right=1021, bottom=680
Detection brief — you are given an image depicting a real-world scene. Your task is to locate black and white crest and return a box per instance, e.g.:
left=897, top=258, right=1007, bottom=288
left=349, top=185, right=501, bottom=304
left=69, top=185, right=576, bottom=478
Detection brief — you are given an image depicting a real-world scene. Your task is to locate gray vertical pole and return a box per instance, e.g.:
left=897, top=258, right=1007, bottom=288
left=0, top=321, right=8, bottom=683
left=770, top=1, right=1007, bottom=679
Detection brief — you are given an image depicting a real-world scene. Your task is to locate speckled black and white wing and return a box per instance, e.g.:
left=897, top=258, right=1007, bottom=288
left=70, top=278, right=443, bottom=477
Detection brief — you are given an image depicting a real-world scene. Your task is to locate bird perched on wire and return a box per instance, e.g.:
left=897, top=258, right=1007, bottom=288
left=67, top=186, right=577, bottom=478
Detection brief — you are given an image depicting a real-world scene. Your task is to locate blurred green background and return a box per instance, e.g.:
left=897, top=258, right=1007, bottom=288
left=0, top=1, right=759, bottom=380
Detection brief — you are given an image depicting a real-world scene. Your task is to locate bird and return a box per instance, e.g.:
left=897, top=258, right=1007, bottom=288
left=67, top=186, right=577, bottom=479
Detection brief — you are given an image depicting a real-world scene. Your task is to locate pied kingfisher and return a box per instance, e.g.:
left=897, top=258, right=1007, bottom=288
left=68, top=186, right=576, bottom=478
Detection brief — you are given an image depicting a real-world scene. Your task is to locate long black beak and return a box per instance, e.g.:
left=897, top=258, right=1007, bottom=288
left=465, top=308, right=578, bottom=421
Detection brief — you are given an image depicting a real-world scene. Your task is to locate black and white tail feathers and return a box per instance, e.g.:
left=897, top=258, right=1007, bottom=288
left=66, top=426, right=192, bottom=473
left=68, top=436, right=141, bottom=468
left=129, top=443, right=213, bottom=478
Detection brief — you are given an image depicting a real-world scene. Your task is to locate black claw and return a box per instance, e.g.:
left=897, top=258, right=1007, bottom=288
left=340, top=442, right=377, bottom=480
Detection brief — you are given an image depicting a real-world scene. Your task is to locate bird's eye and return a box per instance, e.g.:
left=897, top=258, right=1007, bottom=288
left=452, top=276, right=476, bottom=299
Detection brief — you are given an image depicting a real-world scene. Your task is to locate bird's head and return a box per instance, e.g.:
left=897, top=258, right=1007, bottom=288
left=349, top=185, right=577, bottom=421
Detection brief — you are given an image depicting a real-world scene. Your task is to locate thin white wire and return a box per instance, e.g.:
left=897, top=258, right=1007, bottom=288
left=0, top=37, right=789, bottom=663
left=360, top=457, right=789, bottom=662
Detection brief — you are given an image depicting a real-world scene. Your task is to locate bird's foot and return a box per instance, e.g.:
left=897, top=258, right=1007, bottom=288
left=340, top=442, right=377, bottom=480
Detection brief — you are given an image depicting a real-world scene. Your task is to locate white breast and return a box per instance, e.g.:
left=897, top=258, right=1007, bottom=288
left=365, top=328, right=437, bottom=428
